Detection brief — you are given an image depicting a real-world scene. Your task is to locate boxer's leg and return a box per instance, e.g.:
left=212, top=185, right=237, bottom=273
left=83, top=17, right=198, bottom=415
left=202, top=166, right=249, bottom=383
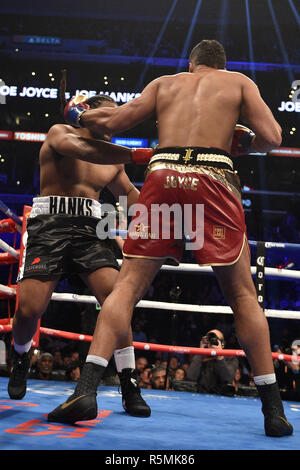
left=80, top=267, right=150, bottom=417
left=213, top=243, right=293, bottom=436
left=13, top=276, right=60, bottom=345
left=48, top=257, right=164, bottom=424
left=80, top=267, right=134, bottom=351
left=8, top=275, right=59, bottom=400
left=80, top=267, right=132, bottom=349
left=212, top=243, right=273, bottom=376
left=88, top=257, right=163, bottom=359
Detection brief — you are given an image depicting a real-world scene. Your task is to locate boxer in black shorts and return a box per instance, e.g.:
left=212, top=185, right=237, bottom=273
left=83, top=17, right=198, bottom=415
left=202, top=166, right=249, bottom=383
left=8, top=94, right=150, bottom=418
left=20, top=196, right=119, bottom=280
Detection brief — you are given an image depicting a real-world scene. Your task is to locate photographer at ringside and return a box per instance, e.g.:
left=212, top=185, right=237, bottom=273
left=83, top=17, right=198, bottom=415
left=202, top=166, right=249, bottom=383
left=186, top=329, right=234, bottom=394
left=273, top=341, right=300, bottom=402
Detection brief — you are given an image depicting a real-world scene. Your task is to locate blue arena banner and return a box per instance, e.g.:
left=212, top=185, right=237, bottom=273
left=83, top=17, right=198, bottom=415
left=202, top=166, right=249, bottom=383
left=13, top=35, right=62, bottom=45
left=111, top=137, right=148, bottom=148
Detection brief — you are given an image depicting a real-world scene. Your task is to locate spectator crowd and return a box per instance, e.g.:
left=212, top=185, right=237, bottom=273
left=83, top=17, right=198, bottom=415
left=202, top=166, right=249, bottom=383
left=1, top=320, right=299, bottom=403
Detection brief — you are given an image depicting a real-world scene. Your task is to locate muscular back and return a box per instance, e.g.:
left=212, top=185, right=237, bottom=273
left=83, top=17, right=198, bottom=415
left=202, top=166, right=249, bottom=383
left=39, top=124, right=121, bottom=199
left=155, top=69, right=242, bottom=151
left=85, top=66, right=280, bottom=155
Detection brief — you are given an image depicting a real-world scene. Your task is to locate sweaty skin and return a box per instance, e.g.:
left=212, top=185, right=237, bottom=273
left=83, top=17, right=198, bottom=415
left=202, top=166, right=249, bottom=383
left=12, top=101, right=139, bottom=348
left=47, top=60, right=293, bottom=437
left=80, top=66, right=282, bottom=154
left=40, top=103, right=137, bottom=203
left=40, top=126, right=123, bottom=199
left=74, top=64, right=282, bottom=381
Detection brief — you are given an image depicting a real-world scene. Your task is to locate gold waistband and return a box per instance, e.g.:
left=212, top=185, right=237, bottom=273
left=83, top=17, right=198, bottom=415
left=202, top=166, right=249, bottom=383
left=149, top=152, right=233, bottom=170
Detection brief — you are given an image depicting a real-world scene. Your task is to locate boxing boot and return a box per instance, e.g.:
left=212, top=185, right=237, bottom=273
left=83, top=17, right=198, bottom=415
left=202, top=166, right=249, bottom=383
left=8, top=350, right=30, bottom=400
left=256, top=382, right=293, bottom=437
left=48, top=362, right=104, bottom=424
left=119, top=368, right=151, bottom=417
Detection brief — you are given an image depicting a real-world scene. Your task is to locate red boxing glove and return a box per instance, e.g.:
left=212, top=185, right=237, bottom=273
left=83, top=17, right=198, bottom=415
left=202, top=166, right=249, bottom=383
left=231, top=124, right=255, bottom=156
left=131, top=148, right=154, bottom=164
left=64, top=94, right=90, bottom=128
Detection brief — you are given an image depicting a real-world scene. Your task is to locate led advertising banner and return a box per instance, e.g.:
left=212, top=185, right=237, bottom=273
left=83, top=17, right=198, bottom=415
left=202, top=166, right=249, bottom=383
left=0, top=131, right=13, bottom=140
left=14, top=132, right=47, bottom=142
left=0, top=84, right=141, bottom=103
left=111, top=138, right=148, bottom=148
left=0, top=131, right=148, bottom=146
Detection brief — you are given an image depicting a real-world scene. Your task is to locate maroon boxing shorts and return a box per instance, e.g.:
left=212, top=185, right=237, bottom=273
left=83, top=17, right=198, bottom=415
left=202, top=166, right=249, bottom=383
left=123, top=147, right=248, bottom=266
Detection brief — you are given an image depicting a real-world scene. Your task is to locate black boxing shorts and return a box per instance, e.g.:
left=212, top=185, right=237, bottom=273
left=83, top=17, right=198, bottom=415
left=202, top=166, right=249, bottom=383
left=18, top=196, right=119, bottom=281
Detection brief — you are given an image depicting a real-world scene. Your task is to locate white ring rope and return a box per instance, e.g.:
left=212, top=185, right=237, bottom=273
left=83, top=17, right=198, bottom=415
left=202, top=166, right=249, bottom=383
left=0, top=283, right=298, bottom=320
left=0, top=239, right=19, bottom=259
left=116, top=259, right=300, bottom=280
left=0, top=232, right=299, bottom=322
left=0, top=284, right=15, bottom=296
left=50, top=294, right=300, bottom=320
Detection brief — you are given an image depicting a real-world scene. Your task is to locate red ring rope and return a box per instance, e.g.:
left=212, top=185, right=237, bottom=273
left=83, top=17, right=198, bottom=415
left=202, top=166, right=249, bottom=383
left=0, top=323, right=298, bottom=363
left=0, top=218, right=21, bottom=234
left=0, top=253, right=19, bottom=265
left=1, top=206, right=300, bottom=369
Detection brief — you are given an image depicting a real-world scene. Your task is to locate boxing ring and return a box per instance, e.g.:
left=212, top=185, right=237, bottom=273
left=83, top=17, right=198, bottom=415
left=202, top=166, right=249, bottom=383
left=0, top=199, right=300, bottom=451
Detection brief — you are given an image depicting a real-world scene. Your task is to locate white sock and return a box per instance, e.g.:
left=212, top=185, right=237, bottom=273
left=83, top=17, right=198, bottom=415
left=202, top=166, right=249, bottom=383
left=14, top=340, right=32, bottom=355
left=114, top=346, right=135, bottom=373
left=254, top=373, right=276, bottom=386
left=86, top=355, right=108, bottom=368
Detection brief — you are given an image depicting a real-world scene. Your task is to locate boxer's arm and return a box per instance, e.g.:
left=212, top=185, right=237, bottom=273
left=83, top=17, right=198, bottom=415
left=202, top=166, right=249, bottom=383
left=48, top=124, right=132, bottom=164
left=80, top=79, right=159, bottom=134
left=48, top=125, right=153, bottom=165
left=107, top=169, right=140, bottom=208
left=240, top=76, right=282, bottom=152
left=107, top=170, right=140, bottom=247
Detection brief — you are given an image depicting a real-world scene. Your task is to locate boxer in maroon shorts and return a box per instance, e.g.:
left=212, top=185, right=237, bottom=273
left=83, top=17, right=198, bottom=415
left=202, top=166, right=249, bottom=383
left=124, top=146, right=247, bottom=267
left=50, top=40, right=293, bottom=437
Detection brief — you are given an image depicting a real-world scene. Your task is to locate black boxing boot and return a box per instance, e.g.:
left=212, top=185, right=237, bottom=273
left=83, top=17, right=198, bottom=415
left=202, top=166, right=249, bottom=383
left=119, top=368, right=151, bottom=417
left=8, top=350, right=30, bottom=400
left=48, top=362, right=105, bottom=424
left=256, top=382, right=293, bottom=437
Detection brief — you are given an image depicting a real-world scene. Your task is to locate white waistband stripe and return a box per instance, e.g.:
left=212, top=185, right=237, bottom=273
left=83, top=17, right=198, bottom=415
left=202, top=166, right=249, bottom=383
left=149, top=153, right=180, bottom=164
left=196, top=153, right=233, bottom=169
left=149, top=152, right=233, bottom=169
left=30, top=196, right=102, bottom=218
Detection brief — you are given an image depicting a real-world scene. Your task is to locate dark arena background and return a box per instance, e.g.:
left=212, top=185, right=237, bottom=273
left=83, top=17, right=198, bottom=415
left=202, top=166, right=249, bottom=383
left=0, top=0, right=299, bottom=456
